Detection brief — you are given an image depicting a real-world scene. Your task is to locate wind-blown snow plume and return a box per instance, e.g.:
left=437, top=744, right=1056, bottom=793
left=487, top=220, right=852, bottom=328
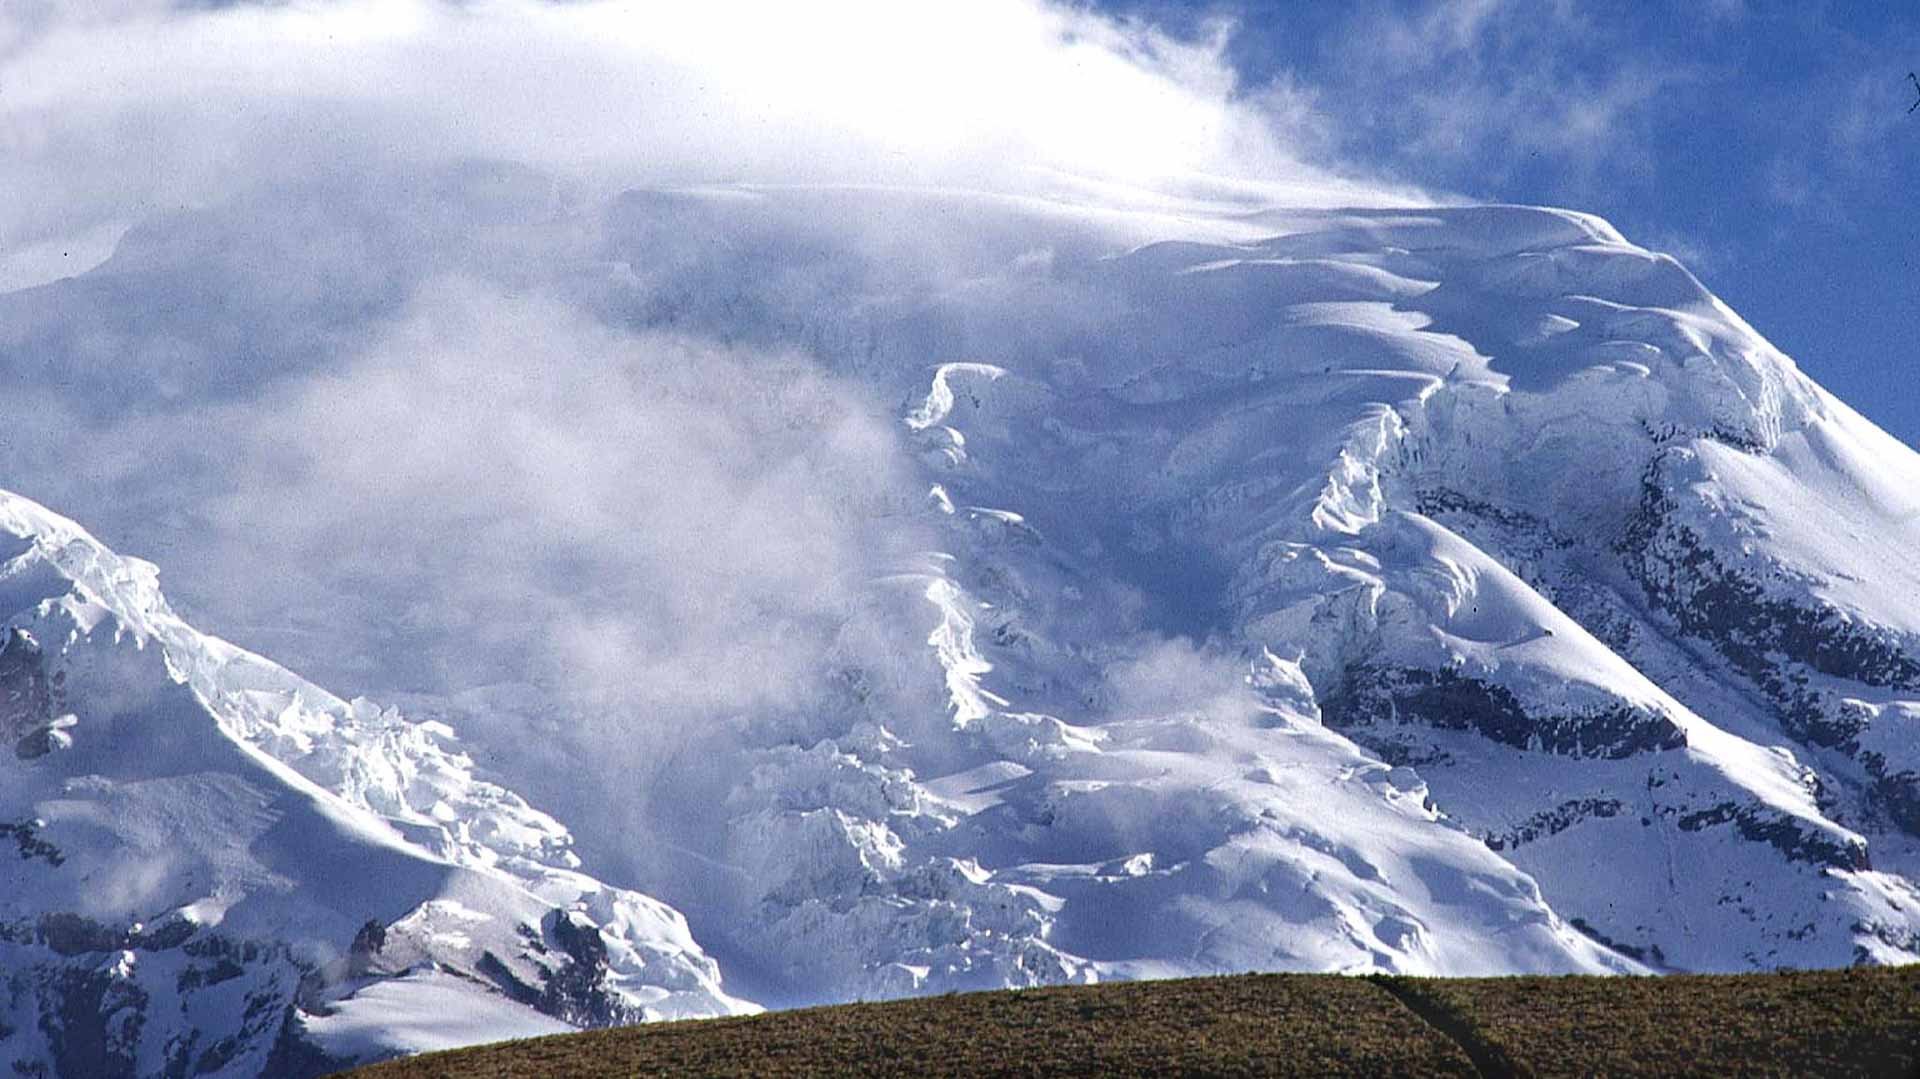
left=0, top=0, right=1398, bottom=281
left=0, top=0, right=1403, bottom=683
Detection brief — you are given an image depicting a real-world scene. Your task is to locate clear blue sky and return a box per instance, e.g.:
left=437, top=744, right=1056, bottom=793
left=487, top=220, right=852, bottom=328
left=1094, top=0, right=1920, bottom=448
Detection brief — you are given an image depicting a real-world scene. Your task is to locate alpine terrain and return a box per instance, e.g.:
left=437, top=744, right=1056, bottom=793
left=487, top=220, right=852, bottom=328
left=6, top=181, right=1920, bottom=1075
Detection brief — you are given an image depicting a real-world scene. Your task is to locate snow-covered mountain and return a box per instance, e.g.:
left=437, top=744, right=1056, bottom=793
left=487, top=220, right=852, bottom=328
left=553, top=189, right=1920, bottom=992
left=0, top=492, right=751, bottom=1075
left=7, top=182, right=1920, bottom=1075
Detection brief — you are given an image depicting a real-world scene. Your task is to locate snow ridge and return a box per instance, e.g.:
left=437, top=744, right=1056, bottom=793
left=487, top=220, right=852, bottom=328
left=0, top=491, right=750, bottom=1076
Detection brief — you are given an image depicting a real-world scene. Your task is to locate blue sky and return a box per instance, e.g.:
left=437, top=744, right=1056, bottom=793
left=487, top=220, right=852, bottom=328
left=1096, top=0, right=1920, bottom=447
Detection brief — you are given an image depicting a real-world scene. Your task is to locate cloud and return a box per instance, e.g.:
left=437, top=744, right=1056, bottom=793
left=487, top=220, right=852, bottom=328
left=4, top=268, right=923, bottom=699
left=0, top=260, right=950, bottom=898
left=1670, top=8, right=1916, bottom=236
left=1221, top=0, right=1920, bottom=235
left=1100, top=636, right=1263, bottom=724
left=0, top=0, right=1421, bottom=702
left=1285, top=0, right=1703, bottom=195
left=0, top=0, right=1409, bottom=284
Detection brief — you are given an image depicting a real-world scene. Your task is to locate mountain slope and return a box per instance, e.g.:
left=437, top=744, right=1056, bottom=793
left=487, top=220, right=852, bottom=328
left=554, top=190, right=1920, bottom=996
left=0, top=492, right=751, bottom=1077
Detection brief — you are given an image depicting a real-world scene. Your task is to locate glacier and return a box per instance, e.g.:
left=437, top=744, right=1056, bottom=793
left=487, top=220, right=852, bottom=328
left=6, top=180, right=1920, bottom=1074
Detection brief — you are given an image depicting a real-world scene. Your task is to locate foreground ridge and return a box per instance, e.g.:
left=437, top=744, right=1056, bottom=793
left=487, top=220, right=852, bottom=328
left=344, top=967, right=1920, bottom=1078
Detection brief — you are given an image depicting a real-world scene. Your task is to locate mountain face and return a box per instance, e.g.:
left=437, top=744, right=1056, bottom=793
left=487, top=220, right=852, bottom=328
left=565, top=191, right=1920, bottom=990
left=7, top=183, right=1920, bottom=1074
left=0, top=494, right=751, bottom=1076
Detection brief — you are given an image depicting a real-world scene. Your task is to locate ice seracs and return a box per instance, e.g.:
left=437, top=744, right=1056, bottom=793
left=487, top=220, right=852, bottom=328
left=605, top=189, right=1920, bottom=995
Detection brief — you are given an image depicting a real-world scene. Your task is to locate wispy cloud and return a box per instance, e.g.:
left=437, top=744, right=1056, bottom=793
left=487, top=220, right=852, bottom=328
left=1284, top=0, right=1705, bottom=196
left=0, top=0, right=1414, bottom=288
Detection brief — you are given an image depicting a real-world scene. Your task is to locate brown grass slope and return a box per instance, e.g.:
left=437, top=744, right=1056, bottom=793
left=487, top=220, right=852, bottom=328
left=342, top=967, right=1920, bottom=1078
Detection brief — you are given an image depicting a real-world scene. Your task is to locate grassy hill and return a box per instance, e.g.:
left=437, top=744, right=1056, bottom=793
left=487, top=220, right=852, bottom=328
left=342, top=966, right=1920, bottom=1078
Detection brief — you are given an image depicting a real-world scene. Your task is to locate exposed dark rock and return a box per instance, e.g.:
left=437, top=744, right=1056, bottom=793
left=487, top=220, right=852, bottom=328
left=1621, top=449, right=1920, bottom=843
left=1352, top=736, right=1454, bottom=769
left=1622, top=451, right=1920, bottom=713
left=183, top=935, right=264, bottom=963
left=0, top=916, right=326, bottom=1078
left=1868, top=768, right=1920, bottom=838
left=1567, top=917, right=1664, bottom=965
left=1704, top=425, right=1768, bottom=454
left=260, top=1005, right=354, bottom=1079
left=131, top=918, right=195, bottom=953
left=175, top=959, right=244, bottom=996
left=35, top=964, right=147, bottom=1079
left=1484, top=798, right=1625, bottom=852
left=541, top=911, right=635, bottom=1028
left=1415, top=489, right=1574, bottom=559
left=1, top=630, right=59, bottom=759
left=476, top=912, right=638, bottom=1030
left=346, top=919, right=387, bottom=980
left=474, top=951, right=544, bottom=1011
left=1673, top=801, right=1868, bottom=871
left=37, top=915, right=127, bottom=958
left=188, top=1034, right=242, bottom=1077
left=1325, top=664, right=1686, bottom=759
left=0, top=820, right=63, bottom=867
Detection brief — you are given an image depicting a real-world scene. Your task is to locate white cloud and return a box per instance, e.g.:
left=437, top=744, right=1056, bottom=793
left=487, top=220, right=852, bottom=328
left=1282, top=0, right=1703, bottom=196
left=0, top=0, right=1424, bottom=710
left=0, top=0, right=1409, bottom=282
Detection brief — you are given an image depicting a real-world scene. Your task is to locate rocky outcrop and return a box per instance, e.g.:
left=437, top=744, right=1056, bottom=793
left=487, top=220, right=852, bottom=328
left=0, top=916, right=310, bottom=1079
left=1, top=629, right=71, bottom=760
left=476, top=911, right=644, bottom=1030
left=1483, top=799, right=1627, bottom=853
left=1668, top=801, right=1869, bottom=872
left=1, top=818, right=62, bottom=866
left=1622, top=450, right=1920, bottom=844
left=1325, top=664, right=1687, bottom=759
left=1624, top=452, right=1920, bottom=726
